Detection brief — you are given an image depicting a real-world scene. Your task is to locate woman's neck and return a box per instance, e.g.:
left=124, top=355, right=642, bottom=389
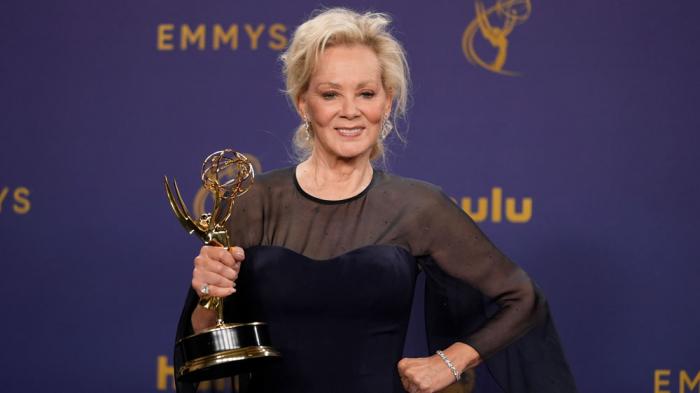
left=296, top=154, right=374, bottom=201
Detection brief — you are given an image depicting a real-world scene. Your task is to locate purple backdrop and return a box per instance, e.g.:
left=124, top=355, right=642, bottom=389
left=1, top=0, right=699, bottom=392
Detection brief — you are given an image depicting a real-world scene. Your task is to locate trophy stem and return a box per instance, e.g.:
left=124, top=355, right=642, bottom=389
left=216, top=301, right=225, bottom=326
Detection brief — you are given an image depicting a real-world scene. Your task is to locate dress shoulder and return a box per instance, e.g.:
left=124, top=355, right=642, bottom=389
left=225, top=168, right=282, bottom=247
left=377, top=172, right=444, bottom=194
left=246, top=166, right=295, bottom=197
left=372, top=171, right=455, bottom=212
left=255, top=166, right=294, bottom=184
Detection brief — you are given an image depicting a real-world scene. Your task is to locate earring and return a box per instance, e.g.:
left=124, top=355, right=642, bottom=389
left=380, top=114, right=393, bottom=140
left=303, top=115, right=312, bottom=140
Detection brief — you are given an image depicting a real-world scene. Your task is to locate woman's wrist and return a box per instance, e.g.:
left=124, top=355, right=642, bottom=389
left=440, top=342, right=482, bottom=374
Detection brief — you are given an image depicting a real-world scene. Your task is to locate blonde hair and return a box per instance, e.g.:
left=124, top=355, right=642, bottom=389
left=280, top=8, right=410, bottom=162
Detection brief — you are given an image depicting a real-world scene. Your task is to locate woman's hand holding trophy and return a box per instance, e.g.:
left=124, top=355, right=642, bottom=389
left=190, top=245, right=245, bottom=332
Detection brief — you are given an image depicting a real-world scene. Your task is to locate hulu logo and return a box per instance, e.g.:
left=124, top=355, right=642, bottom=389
left=460, top=187, right=532, bottom=223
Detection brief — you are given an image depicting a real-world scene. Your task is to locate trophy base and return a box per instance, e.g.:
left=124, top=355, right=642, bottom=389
left=176, top=322, right=281, bottom=382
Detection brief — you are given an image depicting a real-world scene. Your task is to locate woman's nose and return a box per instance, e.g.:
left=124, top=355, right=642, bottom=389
left=340, top=98, right=360, bottom=119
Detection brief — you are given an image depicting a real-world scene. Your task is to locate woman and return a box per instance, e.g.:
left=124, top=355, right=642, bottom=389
left=177, top=8, right=576, bottom=393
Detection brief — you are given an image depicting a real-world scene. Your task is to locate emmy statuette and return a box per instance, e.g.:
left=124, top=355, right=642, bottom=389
left=164, top=149, right=280, bottom=382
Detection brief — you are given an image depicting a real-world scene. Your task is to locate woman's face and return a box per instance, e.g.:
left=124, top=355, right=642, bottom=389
left=298, top=44, right=392, bottom=162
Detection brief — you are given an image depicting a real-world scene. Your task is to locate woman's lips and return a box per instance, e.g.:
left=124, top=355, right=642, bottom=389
left=335, top=127, right=364, bottom=137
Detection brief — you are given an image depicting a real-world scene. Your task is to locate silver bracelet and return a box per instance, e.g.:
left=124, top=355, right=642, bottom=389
left=436, top=350, right=462, bottom=382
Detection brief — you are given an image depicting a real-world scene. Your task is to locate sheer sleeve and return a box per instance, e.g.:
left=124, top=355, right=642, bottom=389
left=406, top=183, right=546, bottom=358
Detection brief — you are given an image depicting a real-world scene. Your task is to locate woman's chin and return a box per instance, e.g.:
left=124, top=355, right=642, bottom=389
left=329, top=145, right=374, bottom=161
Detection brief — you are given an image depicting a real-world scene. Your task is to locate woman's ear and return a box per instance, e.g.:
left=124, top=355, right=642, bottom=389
left=297, top=93, right=307, bottom=119
left=384, top=89, right=394, bottom=117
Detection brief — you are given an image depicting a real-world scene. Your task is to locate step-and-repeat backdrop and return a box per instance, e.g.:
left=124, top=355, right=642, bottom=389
left=1, top=0, right=698, bottom=392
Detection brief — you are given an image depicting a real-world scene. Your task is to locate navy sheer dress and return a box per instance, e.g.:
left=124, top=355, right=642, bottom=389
left=175, top=167, right=577, bottom=393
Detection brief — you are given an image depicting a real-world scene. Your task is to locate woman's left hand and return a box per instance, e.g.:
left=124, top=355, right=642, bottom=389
left=397, top=354, right=455, bottom=393
left=397, top=343, right=480, bottom=393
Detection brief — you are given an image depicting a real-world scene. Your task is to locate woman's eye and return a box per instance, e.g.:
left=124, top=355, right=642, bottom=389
left=321, top=92, right=338, bottom=99
left=360, top=91, right=375, bottom=98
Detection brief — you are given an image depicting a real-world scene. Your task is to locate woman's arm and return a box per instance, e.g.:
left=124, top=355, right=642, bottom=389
left=396, top=182, right=545, bottom=392
left=412, top=186, right=544, bottom=357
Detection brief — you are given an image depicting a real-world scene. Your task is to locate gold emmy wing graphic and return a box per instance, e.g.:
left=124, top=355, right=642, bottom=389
left=462, top=0, right=532, bottom=76
left=164, top=149, right=280, bottom=383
